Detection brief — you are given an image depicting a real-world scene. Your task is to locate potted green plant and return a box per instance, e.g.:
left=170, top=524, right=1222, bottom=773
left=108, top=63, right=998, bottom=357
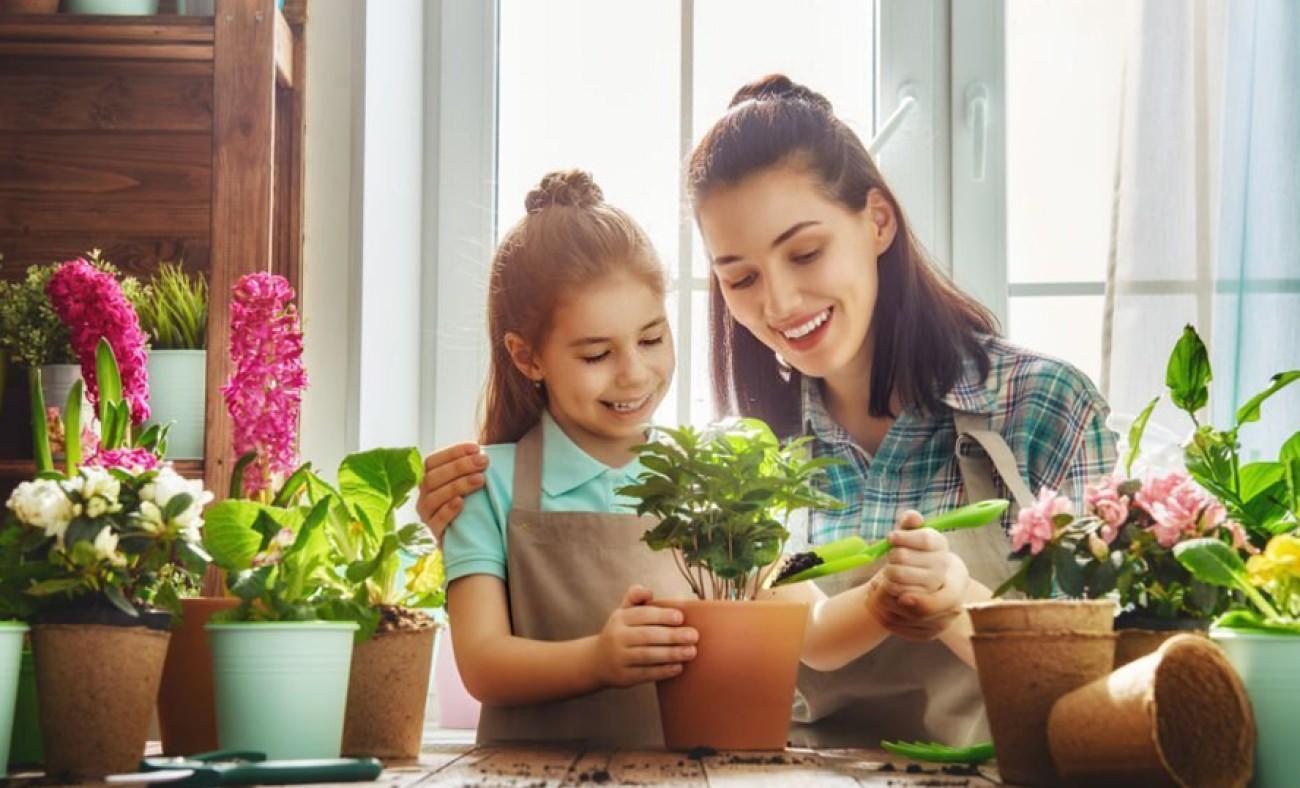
left=201, top=272, right=365, bottom=760
left=305, top=447, right=446, bottom=759
left=0, top=524, right=32, bottom=779
left=137, top=263, right=208, bottom=460
left=617, top=418, right=839, bottom=751
left=0, top=252, right=147, bottom=456
left=3, top=340, right=210, bottom=780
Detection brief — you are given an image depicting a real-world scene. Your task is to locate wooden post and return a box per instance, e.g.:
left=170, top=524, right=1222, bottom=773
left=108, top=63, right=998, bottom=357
left=205, top=0, right=278, bottom=507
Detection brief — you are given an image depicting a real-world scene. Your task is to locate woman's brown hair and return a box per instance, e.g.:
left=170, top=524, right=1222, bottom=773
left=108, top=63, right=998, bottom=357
left=479, top=169, right=666, bottom=444
left=688, top=74, right=999, bottom=437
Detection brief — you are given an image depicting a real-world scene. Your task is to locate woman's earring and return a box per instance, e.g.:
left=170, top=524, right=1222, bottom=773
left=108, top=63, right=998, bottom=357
left=774, top=352, right=792, bottom=383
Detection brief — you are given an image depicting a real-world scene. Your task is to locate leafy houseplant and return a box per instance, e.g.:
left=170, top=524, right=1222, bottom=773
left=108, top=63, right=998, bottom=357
left=617, top=418, right=840, bottom=750
left=2, top=339, right=210, bottom=779
left=621, top=418, right=842, bottom=601
left=137, top=263, right=209, bottom=460
left=201, top=272, right=360, bottom=761
left=306, top=447, right=446, bottom=758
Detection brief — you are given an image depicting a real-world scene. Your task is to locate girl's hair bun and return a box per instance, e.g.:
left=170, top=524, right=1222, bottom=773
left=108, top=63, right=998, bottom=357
left=728, top=73, right=834, bottom=113
left=524, top=169, right=604, bottom=214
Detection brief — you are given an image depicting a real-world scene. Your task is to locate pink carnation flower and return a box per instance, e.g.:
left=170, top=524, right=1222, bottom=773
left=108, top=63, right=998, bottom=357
left=46, top=259, right=151, bottom=424
left=1084, top=475, right=1130, bottom=543
left=84, top=447, right=161, bottom=473
left=1133, top=470, right=1227, bottom=548
left=220, top=273, right=307, bottom=497
left=1010, top=487, right=1073, bottom=555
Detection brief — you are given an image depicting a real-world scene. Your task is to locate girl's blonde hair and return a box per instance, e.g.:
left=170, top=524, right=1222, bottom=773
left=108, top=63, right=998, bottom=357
left=480, top=169, right=666, bottom=444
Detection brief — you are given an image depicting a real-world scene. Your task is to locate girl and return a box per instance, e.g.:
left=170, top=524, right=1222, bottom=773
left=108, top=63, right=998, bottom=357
left=444, top=169, right=975, bottom=748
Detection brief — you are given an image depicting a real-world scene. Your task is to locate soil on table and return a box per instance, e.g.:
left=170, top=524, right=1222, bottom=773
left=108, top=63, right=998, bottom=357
left=374, top=604, right=437, bottom=634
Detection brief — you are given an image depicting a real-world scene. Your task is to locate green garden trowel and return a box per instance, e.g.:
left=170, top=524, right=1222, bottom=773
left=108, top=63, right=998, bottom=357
left=770, top=498, right=1010, bottom=587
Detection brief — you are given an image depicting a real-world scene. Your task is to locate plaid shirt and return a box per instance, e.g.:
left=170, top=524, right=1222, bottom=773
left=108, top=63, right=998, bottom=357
left=803, top=336, right=1118, bottom=545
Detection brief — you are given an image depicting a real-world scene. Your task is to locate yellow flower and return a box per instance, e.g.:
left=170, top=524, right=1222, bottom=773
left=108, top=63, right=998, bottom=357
left=1247, top=534, right=1300, bottom=587
left=407, top=551, right=445, bottom=595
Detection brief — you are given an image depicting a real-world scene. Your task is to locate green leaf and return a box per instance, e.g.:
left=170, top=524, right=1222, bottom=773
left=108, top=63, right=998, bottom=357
left=95, top=338, right=123, bottom=427
left=25, top=577, right=84, bottom=596
left=337, top=448, right=423, bottom=537
left=346, top=534, right=398, bottom=583
left=396, top=522, right=437, bottom=557
left=229, top=451, right=258, bottom=500
left=272, top=463, right=314, bottom=508
left=1281, top=431, right=1300, bottom=515
left=64, top=378, right=83, bottom=472
left=28, top=367, right=52, bottom=473
left=104, top=586, right=138, bottom=618
left=881, top=740, right=995, bottom=765
left=202, top=500, right=266, bottom=571
left=1173, top=538, right=1247, bottom=590
left=1052, top=545, right=1087, bottom=597
left=161, top=492, right=194, bottom=522
left=1166, top=325, right=1212, bottom=414
left=1026, top=553, right=1054, bottom=599
left=1124, top=396, right=1160, bottom=477
left=1235, top=370, right=1300, bottom=427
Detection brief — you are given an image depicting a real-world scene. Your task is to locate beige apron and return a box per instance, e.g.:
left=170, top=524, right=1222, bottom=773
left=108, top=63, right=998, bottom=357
left=475, top=425, right=696, bottom=748
left=788, top=411, right=1036, bottom=748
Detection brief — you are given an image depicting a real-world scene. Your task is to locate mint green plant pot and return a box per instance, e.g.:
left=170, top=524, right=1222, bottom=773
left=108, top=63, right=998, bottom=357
left=64, top=0, right=160, bottom=13
left=7, top=648, right=41, bottom=771
left=0, top=623, right=30, bottom=779
left=144, top=350, right=206, bottom=459
left=1212, top=629, right=1300, bottom=787
left=207, top=622, right=358, bottom=760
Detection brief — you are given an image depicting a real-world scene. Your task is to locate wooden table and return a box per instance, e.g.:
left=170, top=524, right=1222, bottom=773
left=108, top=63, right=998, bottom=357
left=7, top=731, right=1004, bottom=786
left=369, top=731, right=1004, bottom=787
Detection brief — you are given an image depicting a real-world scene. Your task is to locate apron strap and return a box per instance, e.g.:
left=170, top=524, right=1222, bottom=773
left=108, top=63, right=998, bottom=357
left=952, top=411, right=1035, bottom=509
left=512, top=424, right=544, bottom=512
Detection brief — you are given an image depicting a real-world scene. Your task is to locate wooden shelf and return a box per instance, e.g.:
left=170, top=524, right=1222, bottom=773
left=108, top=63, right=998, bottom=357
left=0, top=458, right=205, bottom=480
left=0, top=11, right=292, bottom=84
left=0, top=15, right=214, bottom=61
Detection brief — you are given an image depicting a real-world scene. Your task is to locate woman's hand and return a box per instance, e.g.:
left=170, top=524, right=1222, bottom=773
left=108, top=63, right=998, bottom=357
left=417, top=443, right=489, bottom=543
left=591, top=585, right=699, bottom=688
left=866, top=510, right=971, bottom=640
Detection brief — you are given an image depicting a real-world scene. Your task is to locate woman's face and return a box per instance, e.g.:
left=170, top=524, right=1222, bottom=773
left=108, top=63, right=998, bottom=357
left=696, top=165, right=896, bottom=385
left=508, top=270, right=674, bottom=449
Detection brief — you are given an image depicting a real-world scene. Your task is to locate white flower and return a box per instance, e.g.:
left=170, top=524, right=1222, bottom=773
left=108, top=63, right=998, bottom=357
left=85, top=496, right=110, bottom=518
left=92, top=526, right=126, bottom=567
left=6, top=479, right=75, bottom=545
left=80, top=467, right=121, bottom=505
left=142, top=467, right=213, bottom=540
left=138, top=501, right=165, bottom=533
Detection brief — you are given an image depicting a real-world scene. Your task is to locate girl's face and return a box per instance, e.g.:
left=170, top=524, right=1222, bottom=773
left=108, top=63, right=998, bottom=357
left=509, top=271, right=674, bottom=451
left=697, top=165, right=896, bottom=385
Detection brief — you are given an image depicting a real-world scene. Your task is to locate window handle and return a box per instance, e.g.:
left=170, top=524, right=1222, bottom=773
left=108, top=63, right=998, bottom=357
left=965, top=83, right=989, bottom=182
left=867, top=84, right=917, bottom=159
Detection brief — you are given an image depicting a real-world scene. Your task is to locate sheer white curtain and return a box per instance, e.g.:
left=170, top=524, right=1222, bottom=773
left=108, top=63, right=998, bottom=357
left=1103, top=0, right=1298, bottom=462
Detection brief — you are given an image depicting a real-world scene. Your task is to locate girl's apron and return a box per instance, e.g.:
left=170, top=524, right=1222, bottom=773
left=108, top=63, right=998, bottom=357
left=475, top=425, right=695, bottom=747
left=788, top=411, right=1036, bottom=748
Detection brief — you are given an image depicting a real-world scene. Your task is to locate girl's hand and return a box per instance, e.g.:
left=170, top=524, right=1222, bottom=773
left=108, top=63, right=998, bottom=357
left=592, top=585, right=699, bottom=688
left=417, top=443, right=489, bottom=543
left=866, top=510, right=971, bottom=640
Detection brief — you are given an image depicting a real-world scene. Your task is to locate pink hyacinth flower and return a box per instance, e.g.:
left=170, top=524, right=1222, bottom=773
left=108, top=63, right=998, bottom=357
left=46, top=259, right=152, bottom=424
left=85, top=447, right=161, bottom=474
left=1010, top=487, right=1073, bottom=555
left=220, top=273, right=307, bottom=497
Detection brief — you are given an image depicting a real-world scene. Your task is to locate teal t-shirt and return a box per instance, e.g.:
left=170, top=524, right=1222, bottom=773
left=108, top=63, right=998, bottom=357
left=442, top=412, right=649, bottom=583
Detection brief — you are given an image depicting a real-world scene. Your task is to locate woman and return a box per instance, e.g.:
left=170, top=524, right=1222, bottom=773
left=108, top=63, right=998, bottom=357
left=419, top=75, right=1117, bottom=746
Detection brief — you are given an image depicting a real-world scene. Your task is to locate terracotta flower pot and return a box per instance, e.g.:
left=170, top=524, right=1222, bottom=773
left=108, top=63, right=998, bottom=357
left=652, top=599, right=806, bottom=751
left=342, top=625, right=436, bottom=759
left=1113, top=616, right=1208, bottom=669
left=33, top=622, right=170, bottom=779
left=967, top=599, right=1116, bottom=786
left=1048, top=634, right=1254, bottom=787
left=157, top=597, right=239, bottom=755
left=0, top=0, right=60, bottom=14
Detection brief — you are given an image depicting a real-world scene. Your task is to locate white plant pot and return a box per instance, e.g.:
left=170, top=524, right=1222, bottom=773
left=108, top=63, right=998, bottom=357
left=145, top=350, right=206, bottom=460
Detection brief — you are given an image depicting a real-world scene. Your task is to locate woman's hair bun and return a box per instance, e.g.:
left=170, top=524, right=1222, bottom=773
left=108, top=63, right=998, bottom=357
left=525, top=169, right=604, bottom=214
left=727, top=73, right=834, bottom=113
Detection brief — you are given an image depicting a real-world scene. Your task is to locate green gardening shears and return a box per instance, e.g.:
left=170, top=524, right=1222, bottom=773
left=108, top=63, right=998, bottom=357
left=106, top=750, right=384, bottom=787
left=769, top=499, right=1010, bottom=587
